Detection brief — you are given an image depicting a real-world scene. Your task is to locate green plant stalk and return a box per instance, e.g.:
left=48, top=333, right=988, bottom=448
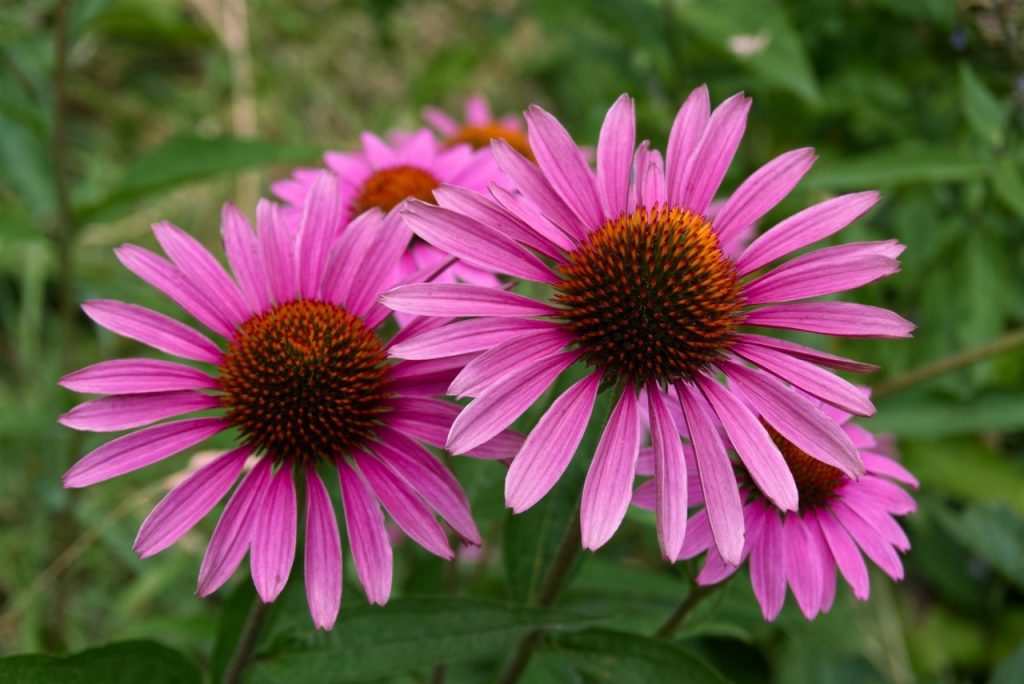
left=221, top=596, right=272, bottom=684
left=653, top=578, right=725, bottom=640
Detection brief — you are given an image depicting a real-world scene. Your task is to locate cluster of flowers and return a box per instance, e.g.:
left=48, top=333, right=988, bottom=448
left=60, top=91, right=917, bottom=629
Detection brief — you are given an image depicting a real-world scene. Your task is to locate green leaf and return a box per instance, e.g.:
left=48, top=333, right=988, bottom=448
left=249, top=597, right=599, bottom=683
left=898, top=438, right=1024, bottom=513
left=991, top=156, right=1024, bottom=218
left=959, top=62, right=1008, bottom=149
left=545, top=628, right=728, bottom=683
left=73, top=136, right=318, bottom=224
left=938, top=503, right=1024, bottom=593
left=870, top=393, right=1024, bottom=439
left=991, top=640, right=1024, bottom=684
left=0, top=640, right=200, bottom=684
left=805, top=146, right=989, bottom=190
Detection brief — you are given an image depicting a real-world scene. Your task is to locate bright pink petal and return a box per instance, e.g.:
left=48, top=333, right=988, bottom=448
left=59, top=390, right=219, bottom=432
left=836, top=488, right=911, bottom=549
left=667, top=85, right=711, bottom=207
left=256, top=199, right=297, bottom=305
left=338, top=459, right=392, bottom=605
left=381, top=283, right=556, bottom=318
left=488, top=182, right=578, bottom=252
left=735, top=333, right=880, bottom=374
left=294, top=172, right=342, bottom=299
left=736, top=191, right=881, bottom=275
left=60, top=359, right=217, bottom=395
left=862, top=453, right=919, bottom=488
left=361, top=131, right=397, bottom=168
left=743, top=249, right=900, bottom=305
left=320, top=209, right=383, bottom=309
left=832, top=502, right=903, bottom=580
left=648, top=383, right=688, bottom=561
left=196, top=457, right=273, bottom=596
left=745, top=302, right=915, bottom=339
left=808, top=514, right=837, bottom=613
left=750, top=503, right=787, bottom=620
left=423, top=106, right=458, bottom=135
left=678, top=509, right=713, bottom=560
left=816, top=509, right=870, bottom=599
left=389, top=317, right=556, bottom=360
left=597, top=94, right=635, bottom=219
left=464, top=429, right=526, bottom=460
left=250, top=464, right=297, bottom=603
left=784, top=513, right=824, bottom=619
left=63, top=417, right=226, bottom=488
left=580, top=388, right=640, bottom=549
left=639, top=154, right=667, bottom=208
left=680, top=93, right=751, bottom=214
left=134, top=446, right=250, bottom=558
left=304, top=465, right=343, bottom=629
left=505, top=373, right=601, bottom=513
left=388, top=397, right=460, bottom=447
left=448, top=328, right=572, bottom=398
left=447, top=350, right=578, bottom=455
left=221, top=203, right=270, bottom=313
left=346, top=212, right=414, bottom=316
left=82, top=300, right=221, bottom=364
left=525, top=105, right=604, bottom=227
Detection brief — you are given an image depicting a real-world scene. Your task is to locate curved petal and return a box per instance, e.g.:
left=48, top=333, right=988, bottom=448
left=257, top=199, right=297, bottom=306
left=381, top=283, right=557, bottom=318
left=750, top=503, right=786, bottom=620
left=60, top=359, right=217, bottom=395
left=647, top=383, right=688, bottom=561
left=448, top=328, right=572, bottom=398
left=596, top=94, right=635, bottom=219
left=816, top=509, right=870, bottom=599
left=666, top=85, right=711, bottom=207
left=338, top=459, right=392, bottom=605
left=743, top=252, right=899, bottom=305
left=832, top=501, right=903, bottom=580
left=734, top=333, right=880, bottom=374
left=745, top=302, right=915, bottom=339
left=221, top=203, right=270, bottom=313
left=304, top=465, right=343, bottom=629
left=250, top=464, right=297, bottom=603
left=679, top=93, right=751, bottom=214
left=784, top=512, right=824, bottom=619
left=389, top=317, right=556, bottom=360
left=83, top=300, right=221, bottom=364
left=59, top=391, right=220, bottom=432
left=295, top=172, right=342, bottom=299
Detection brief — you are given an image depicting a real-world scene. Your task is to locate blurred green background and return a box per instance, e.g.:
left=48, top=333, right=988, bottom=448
left=2, top=0, right=1024, bottom=682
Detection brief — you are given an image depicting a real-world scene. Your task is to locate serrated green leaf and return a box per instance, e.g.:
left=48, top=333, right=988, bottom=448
left=959, top=62, right=1008, bottom=149
left=545, top=628, right=728, bottom=684
left=805, top=146, right=989, bottom=189
left=0, top=641, right=200, bottom=684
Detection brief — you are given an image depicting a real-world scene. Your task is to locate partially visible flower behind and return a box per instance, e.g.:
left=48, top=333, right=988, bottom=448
left=423, top=94, right=533, bottom=160
left=271, top=128, right=506, bottom=286
left=383, top=89, right=914, bottom=566
left=59, top=173, right=519, bottom=629
left=635, top=391, right=918, bottom=621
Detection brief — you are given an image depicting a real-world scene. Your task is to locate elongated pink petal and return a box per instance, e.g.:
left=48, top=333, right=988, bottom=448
left=59, top=390, right=219, bottom=432
left=597, top=94, right=635, bottom=219
left=862, top=453, right=919, bottom=488
left=784, top=513, right=824, bottom=619
left=667, top=85, right=711, bottom=207
left=832, top=502, right=903, bottom=580
left=250, top=464, right=297, bottom=603
left=735, top=333, right=880, bottom=374
left=489, top=182, right=577, bottom=252
left=295, top=172, right=341, bottom=299
left=320, top=209, right=382, bottom=308
left=526, top=105, right=604, bottom=228
left=731, top=342, right=876, bottom=416
left=677, top=383, right=744, bottom=565
left=465, top=429, right=526, bottom=460
left=221, top=203, right=270, bottom=313
left=678, top=509, right=713, bottom=560
left=115, top=245, right=234, bottom=337
left=196, top=457, right=273, bottom=596
left=808, top=514, right=837, bottom=612
left=257, top=199, right=297, bottom=305
left=448, top=351, right=578, bottom=455
left=695, top=374, right=797, bottom=512
left=338, top=459, right=392, bottom=605
left=423, top=106, right=458, bottom=135
left=354, top=451, right=452, bottom=559
left=736, top=191, right=881, bottom=275
left=680, top=93, right=751, bottom=214
left=304, top=465, right=343, bottom=629
left=750, top=503, right=787, bottom=620
left=388, top=356, right=469, bottom=397
left=715, top=148, right=816, bottom=247
left=346, top=212, right=414, bottom=315
left=64, top=418, right=226, bottom=488
left=388, top=396, right=460, bottom=447
left=639, top=154, right=667, bottom=208
left=746, top=302, right=915, bottom=338
left=83, top=300, right=221, bottom=364
left=580, top=388, right=640, bottom=549
left=816, top=509, right=870, bottom=599
left=60, top=359, right=217, bottom=395
left=743, top=252, right=899, bottom=305
left=698, top=503, right=761, bottom=585
left=449, top=328, right=572, bottom=398
left=134, top=446, right=250, bottom=558
left=505, top=373, right=601, bottom=512
left=836, top=489, right=911, bottom=550
left=361, top=131, right=396, bottom=168
left=403, top=203, right=556, bottom=283
left=375, top=428, right=480, bottom=545
left=648, top=383, right=688, bottom=561
left=381, top=283, right=556, bottom=318
left=722, top=362, right=863, bottom=477
left=389, top=318, right=556, bottom=360
left=631, top=479, right=656, bottom=510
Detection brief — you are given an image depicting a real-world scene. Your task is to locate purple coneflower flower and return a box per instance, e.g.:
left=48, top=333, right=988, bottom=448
left=59, top=173, right=518, bottom=629
left=423, top=94, right=533, bottom=160
left=382, top=89, right=914, bottom=564
left=635, top=393, right=918, bottom=620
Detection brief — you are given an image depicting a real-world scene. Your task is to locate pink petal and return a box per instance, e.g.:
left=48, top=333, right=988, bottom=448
left=320, top=209, right=385, bottom=309
left=731, top=342, right=876, bottom=416
left=525, top=105, right=604, bottom=228
left=596, top=94, right=635, bottom=219
left=345, top=217, right=415, bottom=318
left=736, top=191, right=881, bottom=275
left=680, top=93, right=751, bottom=214
left=380, top=283, right=557, bottom=318
left=448, top=328, right=572, bottom=398
left=639, top=154, right=667, bottom=208
left=257, top=199, right=297, bottom=305
left=304, top=465, right=343, bottom=629
left=465, top=429, right=526, bottom=460
left=60, top=359, right=217, bottom=395
left=423, top=106, right=458, bottom=135
left=580, top=388, right=640, bottom=549
left=631, top=479, right=656, bottom=510
left=388, top=357, right=468, bottom=397
left=505, top=373, right=601, bottom=513
left=361, top=132, right=397, bottom=168
left=648, top=383, right=688, bottom=561
left=677, top=383, right=744, bottom=565
left=862, top=453, right=919, bottom=488
left=832, top=502, right=903, bottom=580
left=722, top=362, right=863, bottom=477
left=667, top=85, right=711, bottom=207
left=338, top=459, right=392, bottom=605
left=745, top=302, right=916, bottom=339
left=115, top=245, right=234, bottom=337
left=447, top=350, right=578, bottom=455
left=134, top=446, right=250, bottom=558
left=488, top=182, right=578, bottom=252
left=784, top=512, right=824, bottom=619
left=250, top=464, right=297, bottom=603
left=389, top=317, right=556, bottom=360
left=295, top=172, right=342, bottom=299
left=353, top=451, right=453, bottom=560
left=466, top=94, right=492, bottom=123
left=678, top=509, right=713, bottom=560
left=695, top=374, right=798, bottom=512
left=196, top=457, right=274, bottom=596
left=816, top=509, right=870, bottom=599
left=808, top=514, right=837, bottom=613
left=83, top=300, right=221, bottom=364
left=59, top=390, right=219, bottom=432
left=742, top=249, right=900, bottom=305
left=836, top=488, right=911, bottom=549
left=221, top=203, right=270, bottom=313
left=388, top=397, right=460, bottom=447
left=63, top=417, right=226, bottom=488
left=735, top=333, right=880, bottom=374
left=715, top=148, right=816, bottom=247
left=750, top=503, right=787, bottom=620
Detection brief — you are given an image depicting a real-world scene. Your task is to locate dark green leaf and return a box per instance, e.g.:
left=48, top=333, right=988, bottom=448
left=898, top=439, right=1024, bottom=513
left=805, top=146, right=989, bottom=189
left=870, top=393, right=1024, bottom=439
left=938, top=503, right=1024, bottom=593
left=959, top=62, right=1008, bottom=149
left=991, top=157, right=1024, bottom=218
left=991, top=640, right=1024, bottom=684
left=0, top=641, right=200, bottom=684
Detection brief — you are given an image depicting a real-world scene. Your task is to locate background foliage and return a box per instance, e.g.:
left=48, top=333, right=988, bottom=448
left=1, top=0, right=1023, bottom=681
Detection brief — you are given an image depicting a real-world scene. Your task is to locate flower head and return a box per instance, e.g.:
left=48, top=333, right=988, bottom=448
left=382, top=90, right=914, bottom=564
left=423, top=94, right=533, bottom=160
left=635, top=394, right=918, bottom=620
left=59, top=174, right=519, bottom=629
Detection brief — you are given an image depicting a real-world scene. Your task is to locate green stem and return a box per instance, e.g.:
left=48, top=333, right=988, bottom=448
left=221, top=596, right=271, bottom=684
left=872, top=328, right=1024, bottom=398
left=653, top=579, right=723, bottom=640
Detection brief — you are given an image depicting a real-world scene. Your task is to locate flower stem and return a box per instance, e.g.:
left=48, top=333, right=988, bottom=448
left=221, top=595, right=271, bottom=684
left=654, top=578, right=723, bottom=640
left=873, top=328, right=1024, bottom=398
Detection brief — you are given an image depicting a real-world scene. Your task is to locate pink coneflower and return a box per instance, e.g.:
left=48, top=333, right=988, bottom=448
left=382, top=89, right=914, bottom=565
left=271, top=129, right=505, bottom=287
left=635, top=395, right=918, bottom=620
left=423, top=94, right=533, bottom=160
left=59, top=173, right=519, bottom=629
